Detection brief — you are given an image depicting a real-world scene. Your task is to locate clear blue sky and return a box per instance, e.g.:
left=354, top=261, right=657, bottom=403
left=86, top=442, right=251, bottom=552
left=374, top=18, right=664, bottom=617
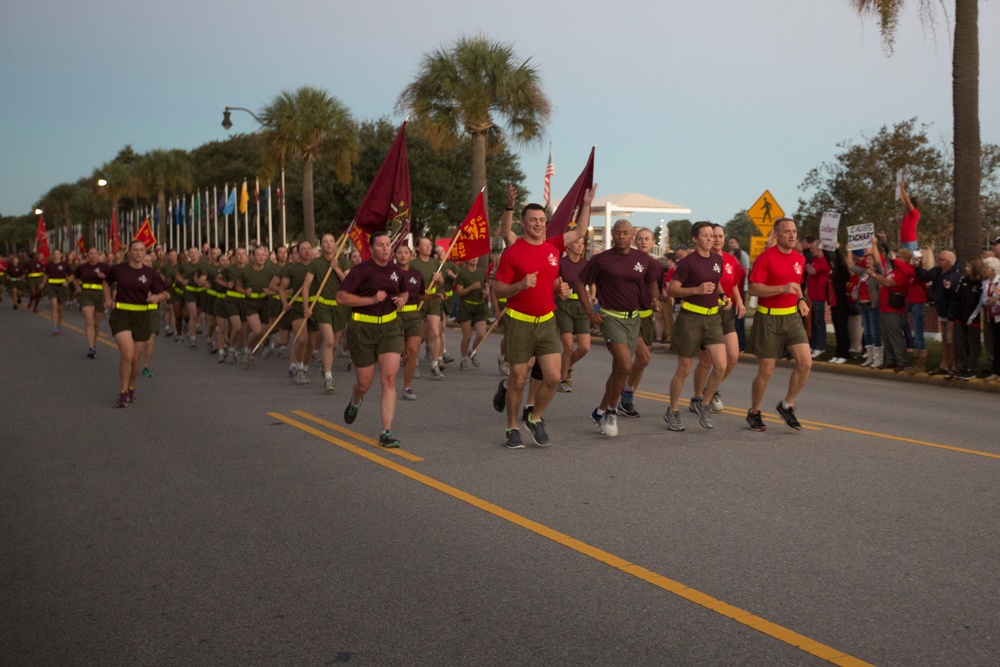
left=1, top=0, right=997, bottom=233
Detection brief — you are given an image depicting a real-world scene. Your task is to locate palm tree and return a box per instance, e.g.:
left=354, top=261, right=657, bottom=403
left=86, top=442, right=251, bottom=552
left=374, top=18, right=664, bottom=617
left=260, top=86, right=357, bottom=243
left=397, top=34, right=551, bottom=207
left=143, top=149, right=193, bottom=244
left=850, top=0, right=981, bottom=263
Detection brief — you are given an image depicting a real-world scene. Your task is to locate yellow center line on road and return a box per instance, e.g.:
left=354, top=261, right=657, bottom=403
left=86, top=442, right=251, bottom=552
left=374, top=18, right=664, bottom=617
left=635, top=389, right=1000, bottom=460
left=270, top=410, right=873, bottom=667
left=33, top=309, right=117, bottom=348
left=633, top=390, right=822, bottom=431
left=291, top=410, right=424, bottom=462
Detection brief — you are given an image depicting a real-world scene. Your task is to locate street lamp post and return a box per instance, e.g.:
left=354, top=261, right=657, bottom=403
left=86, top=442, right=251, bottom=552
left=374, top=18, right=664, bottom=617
left=222, top=105, right=283, bottom=248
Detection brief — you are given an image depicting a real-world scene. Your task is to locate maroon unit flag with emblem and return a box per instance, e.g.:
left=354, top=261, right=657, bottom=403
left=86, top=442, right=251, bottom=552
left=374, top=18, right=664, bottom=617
left=349, top=121, right=411, bottom=261
left=110, top=209, right=122, bottom=254
left=35, top=214, right=51, bottom=261
left=448, top=190, right=490, bottom=262
left=546, top=147, right=594, bottom=238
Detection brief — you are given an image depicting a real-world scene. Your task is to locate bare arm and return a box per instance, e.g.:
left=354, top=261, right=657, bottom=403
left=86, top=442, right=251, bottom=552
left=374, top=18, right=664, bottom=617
left=499, top=185, right=518, bottom=247
left=562, top=184, right=598, bottom=245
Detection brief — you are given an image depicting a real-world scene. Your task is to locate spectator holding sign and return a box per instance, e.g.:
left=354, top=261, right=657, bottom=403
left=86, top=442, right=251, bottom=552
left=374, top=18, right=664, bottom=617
left=899, top=181, right=920, bottom=252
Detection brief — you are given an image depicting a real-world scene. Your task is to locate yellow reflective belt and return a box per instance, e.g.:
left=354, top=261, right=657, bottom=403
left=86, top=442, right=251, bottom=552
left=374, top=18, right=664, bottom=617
left=756, top=305, right=797, bottom=316
left=505, top=307, right=554, bottom=324
left=568, top=293, right=579, bottom=300
left=185, top=285, right=205, bottom=292
left=249, top=291, right=268, bottom=299
left=638, top=309, right=653, bottom=318
left=681, top=302, right=719, bottom=316
left=82, top=282, right=103, bottom=290
left=463, top=299, right=483, bottom=305
left=27, top=272, right=44, bottom=278
left=444, top=290, right=453, bottom=297
left=207, top=289, right=225, bottom=298
left=47, top=278, right=67, bottom=284
left=316, top=296, right=338, bottom=306
left=115, top=302, right=152, bottom=312
left=148, top=303, right=159, bottom=311
left=601, top=308, right=639, bottom=319
left=225, top=290, right=246, bottom=299
left=401, top=304, right=419, bottom=312
left=351, top=311, right=398, bottom=324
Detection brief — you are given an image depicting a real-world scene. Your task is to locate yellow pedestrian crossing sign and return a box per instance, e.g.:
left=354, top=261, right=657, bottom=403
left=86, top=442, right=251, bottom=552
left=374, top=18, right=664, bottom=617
left=748, top=190, right=783, bottom=237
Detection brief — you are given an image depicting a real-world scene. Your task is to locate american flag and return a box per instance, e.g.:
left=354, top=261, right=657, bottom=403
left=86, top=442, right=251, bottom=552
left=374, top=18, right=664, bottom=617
left=543, top=144, right=554, bottom=204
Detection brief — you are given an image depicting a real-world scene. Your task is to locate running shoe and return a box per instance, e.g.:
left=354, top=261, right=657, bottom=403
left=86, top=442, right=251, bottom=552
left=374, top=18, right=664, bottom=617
left=663, top=410, right=685, bottom=432
left=227, top=351, right=237, bottom=364
left=617, top=390, right=639, bottom=418
left=460, top=359, right=469, bottom=371
left=601, top=409, right=619, bottom=437
left=187, top=336, right=197, bottom=348
left=526, top=416, right=550, bottom=447
left=262, top=343, right=274, bottom=360
left=471, top=354, right=480, bottom=368
left=431, top=365, right=444, bottom=380
left=378, top=430, right=400, bottom=448
left=140, top=367, right=153, bottom=378
left=776, top=402, right=802, bottom=431
left=746, top=410, right=767, bottom=432
left=498, top=356, right=510, bottom=375
left=402, top=388, right=417, bottom=401
left=116, top=392, right=128, bottom=409
left=505, top=428, right=524, bottom=449
left=324, top=376, right=335, bottom=393
left=127, top=388, right=135, bottom=404
left=566, top=368, right=573, bottom=386
left=492, top=379, right=506, bottom=412
left=441, top=354, right=455, bottom=365
left=414, top=367, right=420, bottom=378
left=218, top=350, right=227, bottom=364
left=245, top=355, right=256, bottom=370
left=344, top=397, right=362, bottom=424
left=521, top=405, right=533, bottom=424
left=690, top=397, right=714, bottom=429
left=295, top=368, right=310, bottom=385
left=165, top=325, right=173, bottom=336
left=87, top=347, right=96, bottom=359
left=557, top=380, right=572, bottom=393
left=591, top=408, right=603, bottom=428
left=708, top=392, right=724, bottom=412
left=53, top=326, right=60, bottom=335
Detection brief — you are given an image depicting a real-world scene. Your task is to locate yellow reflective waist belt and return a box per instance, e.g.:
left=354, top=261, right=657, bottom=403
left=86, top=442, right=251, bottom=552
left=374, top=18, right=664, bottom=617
left=444, top=290, right=453, bottom=297
left=681, top=302, right=719, bottom=315
left=207, top=289, right=225, bottom=298
left=27, top=272, right=44, bottom=278
left=639, top=309, right=653, bottom=318
left=225, top=290, right=245, bottom=299
left=272, top=293, right=282, bottom=300
left=568, top=293, right=579, bottom=300
left=47, top=278, right=67, bottom=284
left=249, top=291, right=268, bottom=299
left=115, top=302, right=152, bottom=312
left=148, top=303, right=159, bottom=311
left=351, top=311, right=397, bottom=324
left=401, top=304, right=419, bottom=312
left=505, top=307, right=554, bottom=324
left=601, top=308, right=640, bottom=319
left=185, top=285, right=205, bottom=292
left=463, top=299, right=483, bottom=305
left=757, top=305, right=797, bottom=316
left=316, top=296, right=338, bottom=306
left=82, top=282, right=103, bottom=290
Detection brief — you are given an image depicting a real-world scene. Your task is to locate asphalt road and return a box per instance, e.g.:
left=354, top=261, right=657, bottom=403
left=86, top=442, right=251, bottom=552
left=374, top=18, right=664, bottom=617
left=2, top=303, right=998, bottom=667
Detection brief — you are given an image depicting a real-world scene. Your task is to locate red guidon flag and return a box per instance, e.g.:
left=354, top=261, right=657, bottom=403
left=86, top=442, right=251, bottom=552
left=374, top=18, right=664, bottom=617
left=448, top=190, right=490, bottom=262
left=77, top=235, right=86, bottom=254
left=133, top=217, right=157, bottom=249
left=110, top=209, right=122, bottom=254
left=349, top=121, right=411, bottom=260
left=547, top=146, right=594, bottom=238
left=35, top=213, right=51, bottom=261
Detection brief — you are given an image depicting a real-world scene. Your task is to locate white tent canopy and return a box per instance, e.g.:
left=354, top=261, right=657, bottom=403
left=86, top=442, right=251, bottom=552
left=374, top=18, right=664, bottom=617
left=588, top=192, right=692, bottom=249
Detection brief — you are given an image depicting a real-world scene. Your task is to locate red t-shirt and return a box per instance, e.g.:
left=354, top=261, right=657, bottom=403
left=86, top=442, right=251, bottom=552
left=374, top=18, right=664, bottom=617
left=671, top=251, right=724, bottom=310
left=900, top=208, right=919, bottom=244
left=879, top=261, right=912, bottom=313
left=718, top=251, right=744, bottom=301
left=578, top=248, right=659, bottom=312
left=495, top=235, right=566, bottom=317
left=749, top=246, right=806, bottom=309
left=806, top=254, right=830, bottom=301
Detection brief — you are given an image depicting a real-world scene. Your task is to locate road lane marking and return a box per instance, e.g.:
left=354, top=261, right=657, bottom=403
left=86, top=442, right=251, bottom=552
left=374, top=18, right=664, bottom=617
left=33, top=309, right=117, bottom=348
left=271, top=410, right=873, bottom=667
left=633, top=390, right=822, bottom=431
left=291, top=410, right=424, bottom=461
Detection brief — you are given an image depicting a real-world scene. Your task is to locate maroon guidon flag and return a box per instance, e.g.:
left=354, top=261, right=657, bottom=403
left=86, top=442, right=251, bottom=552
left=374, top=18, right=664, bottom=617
left=546, top=146, right=594, bottom=238
left=348, top=121, right=411, bottom=260
left=35, top=213, right=51, bottom=261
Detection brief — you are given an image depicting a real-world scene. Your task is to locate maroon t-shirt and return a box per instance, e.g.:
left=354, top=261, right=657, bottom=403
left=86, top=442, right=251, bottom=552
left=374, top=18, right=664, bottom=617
left=337, top=259, right=406, bottom=317
left=45, top=261, right=72, bottom=280
left=400, top=267, right=425, bottom=302
left=559, top=255, right=587, bottom=288
left=105, top=263, right=165, bottom=305
left=672, top=251, right=724, bottom=310
left=638, top=256, right=664, bottom=309
left=75, top=262, right=110, bottom=286
left=578, top=248, right=658, bottom=312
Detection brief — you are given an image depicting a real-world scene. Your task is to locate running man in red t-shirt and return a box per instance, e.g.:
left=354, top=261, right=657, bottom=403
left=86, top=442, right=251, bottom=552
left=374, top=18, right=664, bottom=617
left=746, top=218, right=812, bottom=431
left=492, top=185, right=596, bottom=448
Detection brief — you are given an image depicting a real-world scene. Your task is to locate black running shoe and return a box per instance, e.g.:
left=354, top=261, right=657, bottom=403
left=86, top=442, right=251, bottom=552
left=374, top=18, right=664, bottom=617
left=378, top=430, right=400, bottom=448
left=526, top=416, right=550, bottom=447
left=775, top=402, right=801, bottom=431
left=505, top=428, right=524, bottom=449
left=344, top=398, right=362, bottom=424
left=492, top=379, right=506, bottom=412
left=746, top=410, right=766, bottom=432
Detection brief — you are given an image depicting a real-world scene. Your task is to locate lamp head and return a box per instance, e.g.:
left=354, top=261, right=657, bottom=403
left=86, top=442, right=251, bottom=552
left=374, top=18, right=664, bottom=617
left=222, top=109, right=233, bottom=130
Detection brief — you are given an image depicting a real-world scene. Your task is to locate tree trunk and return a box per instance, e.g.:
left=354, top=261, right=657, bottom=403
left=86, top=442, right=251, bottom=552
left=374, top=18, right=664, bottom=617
left=952, top=0, right=981, bottom=264
left=157, top=188, right=167, bottom=249
left=302, top=160, right=316, bottom=244
left=470, top=131, right=488, bottom=210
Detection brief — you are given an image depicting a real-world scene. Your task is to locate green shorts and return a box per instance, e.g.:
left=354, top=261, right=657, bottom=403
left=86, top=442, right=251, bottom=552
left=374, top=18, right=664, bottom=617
left=457, top=300, right=488, bottom=324
left=26, top=276, right=43, bottom=292
left=241, top=297, right=270, bottom=322
left=183, top=287, right=201, bottom=304
left=77, top=289, right=106, bottom=312
left=149, top=307, right=160, bottom=335
left=639, top=314, right=655, bottom=346
left=599, top=312, right=642, bottom=354
left=170, top=286, right=183, bottom=304
left=503, top=314, right=560, bottom=365
left=747, top=311, right=808, bottom=359
left=224, top=297, right=245, bottom=320
left=314, top=301, right=348, bottom=332
left=720, top=307, right=736, bottom=336
left=270, top=296, right=284, bottom=319
left=423, top=295, right=444, bottom=317
left=109, top=307, right=153, bottom=342
left=556, top=297, right=590, bottom=336
left=346, top=317, right=404, bottom=367
left=672, top=309, right=725, bottom=358
left=45, top=284, right=69, bottom=303
left=401, top=310, right=422, bottom=337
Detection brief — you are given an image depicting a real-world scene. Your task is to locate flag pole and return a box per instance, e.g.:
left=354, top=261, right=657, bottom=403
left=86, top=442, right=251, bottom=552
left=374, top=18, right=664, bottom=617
left=280, top=168, right=287, bottom=247
left=243, top=178, right=249, bottom=248
left=224, top=183, right=230, bottom=251
left=212, top=185, right=218, bottom=248
left=251, top=283, right=306, bottom=355
left=292, top=229, right=351, bottom=340
left=255, top=177, right=261, bottom=248
left=470, top=314, right=504, bottom=359
left=266, top=182, right=273, bottom=251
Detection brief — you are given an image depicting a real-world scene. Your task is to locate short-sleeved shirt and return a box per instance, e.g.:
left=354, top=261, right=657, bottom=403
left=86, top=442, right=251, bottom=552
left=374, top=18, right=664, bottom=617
left=45, top=261, right=72, bottom=280
left=24, top=260, right=44, bottom=276
left=671, top=251, right=724, bottom=310
left=637, top=254, right=664, bottom=310
left=559, top=255, right=587, bottom=289
left=495, top=236, right=567, bottom=317
left=880, top=261, right=912, bottom=313
left=221, top=264, right=245, bottom=292
left=179, top=262, right=199, bottom=285
left=749, top=246, right=806, bottom=310
left=306, top=254, right=351, bottom=299
left=400, top=267, right=425, bottom=302
left=282, top=262, right=310, bottom=295
left=900, top=209, right=920, bottom=244
left=411, top=256, right=439, bottom=291
left=718, top=252, right=744, bottom=301
left=75, top=262, right=110, bottom=287
left=338, top=259, right=406, bottom=317
left=455, top=264, right=487, bottom=303
left=806, top=254, right=831, bottom=301
left=105, top=263, right=165, bottom=305
left=241, top=265, right=276, bottom=295
left=159, top=262, right=179, bottom=287
left=578, top=249, right=658, bottom=312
